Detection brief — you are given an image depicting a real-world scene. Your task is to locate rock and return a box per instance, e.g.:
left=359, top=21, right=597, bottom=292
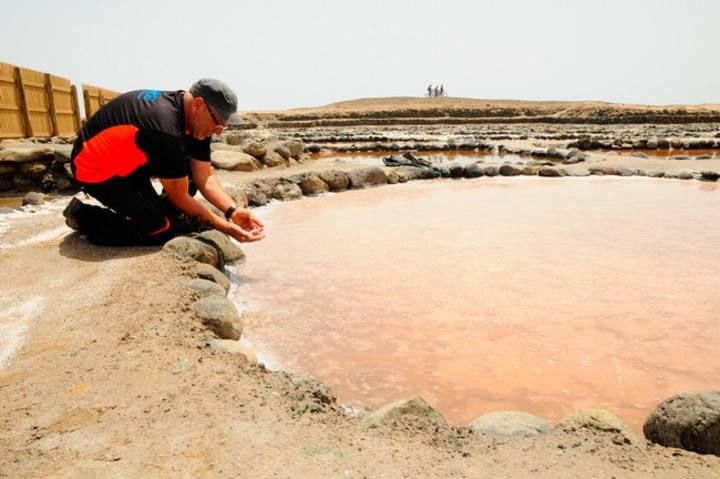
left=290, top=375, right=337, bottom=415
left=222, top=185, right=249, bottom=209
left=306, top=144, right=322, bottom=153
left=319, top=171, right=350, bottom=192
left=385, top=170, right=399, bottom=184
left=0, top=163, right=18, bottom=175
left=521, top=166, right=539, bottom=176
left=272, top=181, right=303, bottom=201
left=22, top=191, right=46, bottom=206
left=252, top=179, right=275, bottom=198
left=197, top=230, right=245, bottom=264
left=183, top=278, right=226, bottom=298
left=19, top=161, right=49, bottom=177
left=195, top=263, right=230, bottom=293
left=273, top=144, right=292, bottom=160
left=538, top=167, right=566, bottom=177
left=646, top=140, right=658, bottom=149
left=463, top=163, right=485, bottom=178
left=206, top=340, right=257, bottom=363
left=395, top=166, right=440, bottom=181
left=210, top=150, right=258, bottom=172
left=365, top=396, right=446, bottom=428
left=589, top=166, right=618, bottom=176
left=648, top=171, right=665, bottom=178
left=12, top=174, right=36, bottom=191
left=546, top=147, right=564, bottom=159
left=242, top=142, right=267, bottom=158
left=643, top=391, right=720, bottom=455
left=499, top=164, right=522, bottom=176
left=566, top=168, right=591, bottom=177
left=470, top=411, right=551, bottom=437
left=0, top=147, right=52, bottom=163
left=262, top=150, right=286, bottom=168
left=449, top=163, right=464, bottom=178
left=616, top=167, right=636, bottom=177
left=52, top=145, right=73, bottom=164
left=299, top=174, right=329, bottom=196
left=193, top=296, right=242, bottom=340
left=555, top=409, right=638, bottom=445
left=283, top=140, right=304, bottom=158
left=224, top=132, right=245, bottom=146
left=347, top=167, right=388, bottom=189
left=483, top=166, right=498, bottom=177
left=163, top=236, right=220, bottom=268
left=629, top=152, right=648, bottom=158
left=700, top=171, right=719, bottom=182
left=666, top=171, right=694, bottom=180
left=243, top=186, right=268, bottom=206
left=669, top=155, right=690, bottom=161
left=695, top=154, right=713, bottom=160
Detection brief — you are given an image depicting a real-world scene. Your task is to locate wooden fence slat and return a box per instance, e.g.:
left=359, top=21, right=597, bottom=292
left=45, top=73, right=59, bottom=136
left=14, top=67, right=32, bottom=137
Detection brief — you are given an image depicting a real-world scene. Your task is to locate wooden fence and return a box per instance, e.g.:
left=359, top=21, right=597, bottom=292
left=0, top=62, right=119, bottom=139
left=83, top=84, right=120, bottom=119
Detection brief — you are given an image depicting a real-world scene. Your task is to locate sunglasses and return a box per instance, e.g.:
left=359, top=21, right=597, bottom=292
left=204, top=100, right=226, bottom=134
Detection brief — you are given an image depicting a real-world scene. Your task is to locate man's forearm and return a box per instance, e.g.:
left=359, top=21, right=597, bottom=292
left=198, top=175, right=236, bottom=214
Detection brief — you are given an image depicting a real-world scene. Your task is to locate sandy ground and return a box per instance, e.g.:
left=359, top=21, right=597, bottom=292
left=1, top=146, right=720, bottom=477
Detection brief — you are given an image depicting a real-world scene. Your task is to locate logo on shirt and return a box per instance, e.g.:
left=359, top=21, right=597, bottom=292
left=137, top=90, right=161, bottom=103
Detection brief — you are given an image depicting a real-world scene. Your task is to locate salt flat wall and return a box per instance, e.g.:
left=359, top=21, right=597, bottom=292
left=0, top=62, right=119, bottom=139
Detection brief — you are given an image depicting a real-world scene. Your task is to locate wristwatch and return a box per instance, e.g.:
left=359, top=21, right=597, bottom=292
left=224, top=204, right=237, bottom=220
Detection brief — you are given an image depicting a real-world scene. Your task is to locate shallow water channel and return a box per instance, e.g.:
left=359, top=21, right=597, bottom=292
left=233, top=175, right=720, bottom=434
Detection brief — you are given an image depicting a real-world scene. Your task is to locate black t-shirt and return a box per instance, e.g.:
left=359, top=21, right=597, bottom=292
left=71, top=89, right=210, bottom=184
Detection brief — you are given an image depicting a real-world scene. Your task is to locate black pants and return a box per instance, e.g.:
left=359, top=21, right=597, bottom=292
left=74, top=171, right=201, bottom=246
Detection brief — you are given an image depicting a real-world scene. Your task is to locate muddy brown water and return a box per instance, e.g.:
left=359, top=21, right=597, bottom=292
left=234, top=176, right=720, bottom=435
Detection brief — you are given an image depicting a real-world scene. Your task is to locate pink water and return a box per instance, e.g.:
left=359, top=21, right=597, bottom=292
left=234, top=177, right=720, bottom=434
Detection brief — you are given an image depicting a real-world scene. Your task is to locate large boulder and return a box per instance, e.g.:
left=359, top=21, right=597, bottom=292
left=273, top=144, right=292, bottom=160
left=194, top=262, right=230, bottom=293
left=589, top=166, right=618, bottom=176
left=0, top=147, right=52, bottom=163
left=262, top=150, right=286, bottom=168
left=555, top=409, right=638, bottom=444
left=318, top=171, right=350, bottom=191
left=471, top=411, right=551, bottom=437
left=463, top=163, right=485, bottom=178
left=299, top=174, right=329, bottom=196
left=499, top=164, right=522, bottom=176
left=193, top=296, right=243, bottom=340
left=19, top=161, right=49, bottom=177
left=643, top=391, right=720, bottom=455
left=183, top=278, right=226, bottom=299
left=272, top=181, right=303, bottom=201
left=283, top=140, right=304, bottom=158
left=163, top=236, right=220, bottom=268
left=197, top=230, right=245, bottom=264
left=52, top=145, right=73, bottom=164
left=242, top=142, right=267, bottom=159
left=243, top=185, right=268, bottom=207
left=210, top=150, right=258, bottom=172
left=22, top=191, right=46, bottom=206
left=538, top=167, right=566, bottom=177
left=347, top=167, right=387, bottom=189
left=365, top=396, right=446, bottom=428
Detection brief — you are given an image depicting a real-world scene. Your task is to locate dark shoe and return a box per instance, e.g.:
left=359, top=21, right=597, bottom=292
left=63, top=197, right=85, bottom=230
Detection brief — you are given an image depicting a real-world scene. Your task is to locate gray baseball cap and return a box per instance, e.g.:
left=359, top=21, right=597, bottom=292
left=189, top=78, right=240, bottom=124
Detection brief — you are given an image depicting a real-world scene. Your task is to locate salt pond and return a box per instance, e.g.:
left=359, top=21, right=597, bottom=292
left=234, top=175, right=720, bottom=433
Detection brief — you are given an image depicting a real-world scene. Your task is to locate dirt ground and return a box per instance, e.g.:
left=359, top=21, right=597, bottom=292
left=1, top=131, right=720, bottom=477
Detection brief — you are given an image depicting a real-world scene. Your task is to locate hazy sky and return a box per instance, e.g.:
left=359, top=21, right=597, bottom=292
left=3, top=0, right=719, bottom=110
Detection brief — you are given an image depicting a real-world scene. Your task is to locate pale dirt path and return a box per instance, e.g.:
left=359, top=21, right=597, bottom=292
left=0, top=194, right=718, bottom=478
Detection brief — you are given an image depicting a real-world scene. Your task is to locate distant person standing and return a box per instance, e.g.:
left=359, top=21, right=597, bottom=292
left=439, top=84, right=445, bottom=97
left=427, top=84, right=433, bottom=97
left=64, top=79, right=264, bottom=246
